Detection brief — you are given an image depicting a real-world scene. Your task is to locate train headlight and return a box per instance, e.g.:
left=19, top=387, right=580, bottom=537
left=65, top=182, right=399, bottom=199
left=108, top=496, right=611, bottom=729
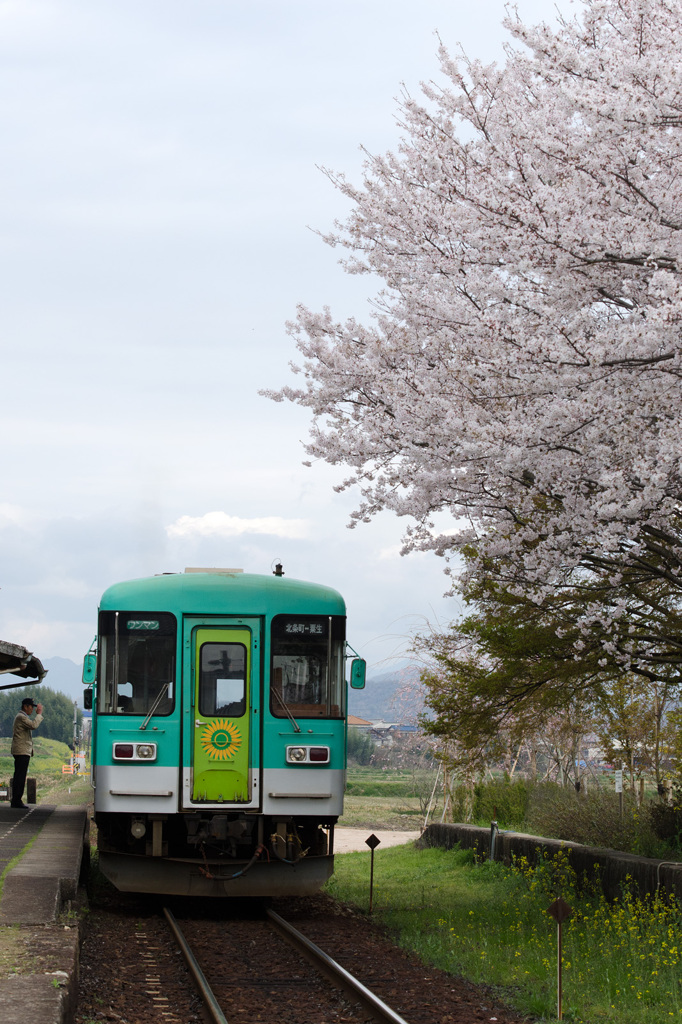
left=113, top=742, right=157, bottom=761
left=286, top=745, right=330, bottom=764
left=131, top=818, right=146, bottom=839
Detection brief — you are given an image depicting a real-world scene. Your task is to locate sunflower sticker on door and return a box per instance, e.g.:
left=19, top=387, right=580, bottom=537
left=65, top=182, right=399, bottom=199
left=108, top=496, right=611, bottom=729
left=200, top=719, right=243, bottom=761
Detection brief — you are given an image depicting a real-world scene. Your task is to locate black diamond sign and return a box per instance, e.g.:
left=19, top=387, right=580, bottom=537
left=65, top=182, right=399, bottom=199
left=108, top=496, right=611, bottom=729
left=548, top=897, right=573, bottom=924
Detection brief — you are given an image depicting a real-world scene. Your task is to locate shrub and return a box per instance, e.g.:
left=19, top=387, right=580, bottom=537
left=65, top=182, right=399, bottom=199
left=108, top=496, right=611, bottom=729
left=525, top=784, right=669, bottom=858
left=443, top=777, right=677, bottom=858
left=649, top=798, right=682, bottom=851
left=347, top=729, right=377, bottom=766
left=447, top=783, right=473, bottom=823
left=472, top=778, right=531, bottom=829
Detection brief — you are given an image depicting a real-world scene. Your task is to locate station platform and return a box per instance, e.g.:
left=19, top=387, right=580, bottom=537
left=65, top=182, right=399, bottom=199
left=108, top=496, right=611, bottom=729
left=0, top=803, right=89, bottom=1024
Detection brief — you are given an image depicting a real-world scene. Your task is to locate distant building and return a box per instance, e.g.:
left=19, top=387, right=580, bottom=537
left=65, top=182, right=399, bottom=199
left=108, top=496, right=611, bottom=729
left=348, top=715, right=373, bottom=731
left=348, top=716, right=419, bottom=747
left=368, top=721, right=400, bottom=746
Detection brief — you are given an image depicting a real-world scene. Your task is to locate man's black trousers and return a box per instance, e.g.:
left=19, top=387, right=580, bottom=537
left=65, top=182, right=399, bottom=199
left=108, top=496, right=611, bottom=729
left=11, top=754, right=30, bottom=807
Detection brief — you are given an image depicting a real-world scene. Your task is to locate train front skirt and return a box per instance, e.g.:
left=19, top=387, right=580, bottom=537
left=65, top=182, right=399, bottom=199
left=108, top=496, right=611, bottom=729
left=98, top=850, right=335, bottom=897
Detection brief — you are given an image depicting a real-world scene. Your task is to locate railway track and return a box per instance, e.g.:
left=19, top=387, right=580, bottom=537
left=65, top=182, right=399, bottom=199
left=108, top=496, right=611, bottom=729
left=164, top=904, right=411, bottom=1024
left=75, top=892, right=523, bottom=1024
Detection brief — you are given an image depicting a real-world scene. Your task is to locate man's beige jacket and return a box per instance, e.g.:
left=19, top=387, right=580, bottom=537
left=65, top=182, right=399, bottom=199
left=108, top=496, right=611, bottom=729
left=11, top=711, right=44, bottom=756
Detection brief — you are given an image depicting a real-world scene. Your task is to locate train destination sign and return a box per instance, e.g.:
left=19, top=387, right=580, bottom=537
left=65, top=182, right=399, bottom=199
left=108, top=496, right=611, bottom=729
left=284, top=621, right=325, bottom=635
left=272, top=615, right=331, bottom=638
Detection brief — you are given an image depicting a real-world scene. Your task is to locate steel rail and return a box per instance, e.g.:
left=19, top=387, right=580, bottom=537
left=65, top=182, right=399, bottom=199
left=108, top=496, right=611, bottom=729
left=266, top=908, right=411, bottom=1024
left=162, top=906, right=229, bottom=1024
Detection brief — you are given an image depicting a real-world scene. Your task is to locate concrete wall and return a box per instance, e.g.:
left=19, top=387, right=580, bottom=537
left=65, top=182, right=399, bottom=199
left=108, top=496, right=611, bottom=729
left=419, top=822, right=682, bottom=901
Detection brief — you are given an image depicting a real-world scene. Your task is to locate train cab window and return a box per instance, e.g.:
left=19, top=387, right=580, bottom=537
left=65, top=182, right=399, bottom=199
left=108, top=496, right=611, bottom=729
left=98, top=612, right=176, bottom=716
left=270, top=614, right=345, bottom=719
left=199, top=642, right=246, bottom=718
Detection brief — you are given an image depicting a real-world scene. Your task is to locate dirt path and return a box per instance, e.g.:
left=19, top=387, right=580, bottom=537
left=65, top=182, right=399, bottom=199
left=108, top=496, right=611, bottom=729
left=334, top=826, right=421, bottom=853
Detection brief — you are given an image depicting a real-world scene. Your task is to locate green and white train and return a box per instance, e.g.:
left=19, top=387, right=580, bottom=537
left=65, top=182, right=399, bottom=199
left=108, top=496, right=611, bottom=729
left=83, top=568, right=365, bottom=897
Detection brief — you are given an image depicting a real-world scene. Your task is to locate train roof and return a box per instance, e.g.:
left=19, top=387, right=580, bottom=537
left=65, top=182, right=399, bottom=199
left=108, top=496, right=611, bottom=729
left=99, top=570, right=346, bottom=617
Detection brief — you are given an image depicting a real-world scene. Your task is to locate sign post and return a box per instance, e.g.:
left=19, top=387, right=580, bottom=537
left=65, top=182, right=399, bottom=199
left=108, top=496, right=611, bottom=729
left=548, top=897, right=573, bottom=1020
left=365, top=833, right=381, bottom=914
left=615, top=767, right=623, bottom=820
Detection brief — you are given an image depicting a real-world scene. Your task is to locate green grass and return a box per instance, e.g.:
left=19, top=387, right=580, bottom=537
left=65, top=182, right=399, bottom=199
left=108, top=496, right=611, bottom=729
left=340, top=767, right=443, bottom=828
left=338, top=794, right=425, bottom=829
left=0, top=736, right=78, bottom=780
left=39, top=773, right=92, bottom=805
left=0, top=737, right=91, bottom=806
left=345, top=767, right=430, bottom=797
left=326, top=842, right=682, bottom=1023
left=0, top=924, right=35, bottom=978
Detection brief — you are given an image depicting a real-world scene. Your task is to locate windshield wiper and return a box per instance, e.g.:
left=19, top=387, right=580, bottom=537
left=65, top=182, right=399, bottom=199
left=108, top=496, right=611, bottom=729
left=272, top=687, right=301, bottom=733
left=140, top=682, right=170, bottom=731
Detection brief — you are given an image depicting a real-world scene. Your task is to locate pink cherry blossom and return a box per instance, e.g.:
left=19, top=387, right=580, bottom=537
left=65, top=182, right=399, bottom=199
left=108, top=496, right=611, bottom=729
left=266, top=0, right=682, bottom=635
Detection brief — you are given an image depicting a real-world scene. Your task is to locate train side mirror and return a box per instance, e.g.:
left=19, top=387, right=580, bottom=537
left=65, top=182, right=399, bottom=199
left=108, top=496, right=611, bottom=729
left=82, top=653, right=97, bottom=685
left=83, top=688, right=93, bottom=710
left=350, top=659, right=366, bottom=690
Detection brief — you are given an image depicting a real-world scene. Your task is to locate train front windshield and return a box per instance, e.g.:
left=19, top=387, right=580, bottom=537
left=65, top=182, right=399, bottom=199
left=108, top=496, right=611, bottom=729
left=270, top=614, right=345, bottom=718
left=98, top=611, right=176, bottom=715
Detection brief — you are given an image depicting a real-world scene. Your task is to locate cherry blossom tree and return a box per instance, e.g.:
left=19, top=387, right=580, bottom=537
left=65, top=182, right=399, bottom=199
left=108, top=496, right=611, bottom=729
left=268, top=0, right=682, bottom=658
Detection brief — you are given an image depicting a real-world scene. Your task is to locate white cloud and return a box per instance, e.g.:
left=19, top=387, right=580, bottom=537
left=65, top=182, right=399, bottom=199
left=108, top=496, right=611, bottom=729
left=26, top=575, right=94, bottom=600
left=166, top=511, right=310, bottom=541
left=376, top=544, right=408, bottom=561
left=0, top=616, right=93, bottom=663
left=0, top=503, right=42, bottom=529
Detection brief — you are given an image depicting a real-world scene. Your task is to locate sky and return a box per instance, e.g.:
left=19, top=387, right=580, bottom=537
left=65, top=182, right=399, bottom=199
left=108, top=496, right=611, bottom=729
left=0, top=0, right=570, bottom=673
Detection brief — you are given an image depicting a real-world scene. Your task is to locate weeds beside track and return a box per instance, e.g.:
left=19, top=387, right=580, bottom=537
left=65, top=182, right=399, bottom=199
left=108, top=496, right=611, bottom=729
left=328, top=841, right=682, bottom=1023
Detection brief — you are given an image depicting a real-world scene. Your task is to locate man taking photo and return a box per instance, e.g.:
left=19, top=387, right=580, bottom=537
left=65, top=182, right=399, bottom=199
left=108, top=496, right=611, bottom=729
left=11, top=697, right=43, bottom=809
